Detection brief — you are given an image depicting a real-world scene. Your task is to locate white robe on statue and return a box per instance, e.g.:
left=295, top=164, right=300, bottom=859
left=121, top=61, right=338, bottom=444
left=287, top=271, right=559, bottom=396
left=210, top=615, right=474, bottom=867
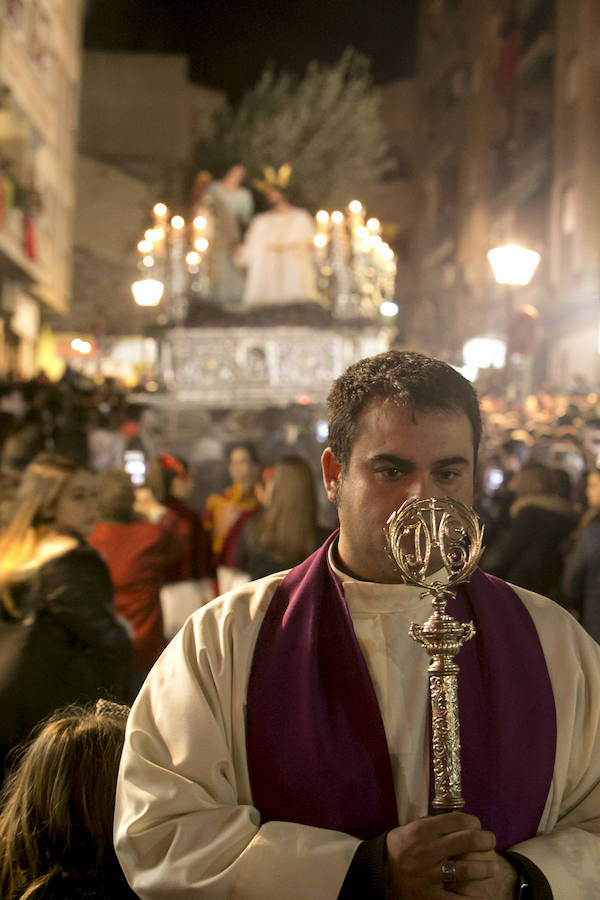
left=239, top=206, right=318, bottom=305
left=114, top=552, right=600, bottom=900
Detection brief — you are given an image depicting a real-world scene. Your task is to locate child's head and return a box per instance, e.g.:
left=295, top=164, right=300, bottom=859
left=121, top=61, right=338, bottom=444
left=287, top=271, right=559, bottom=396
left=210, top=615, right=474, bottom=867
left=0, top=700, right=130, bottom=898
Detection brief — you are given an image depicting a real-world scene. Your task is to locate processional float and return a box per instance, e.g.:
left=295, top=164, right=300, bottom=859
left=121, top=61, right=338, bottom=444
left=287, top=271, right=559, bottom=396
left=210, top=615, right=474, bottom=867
left=385, top=497, right=484, bottom=811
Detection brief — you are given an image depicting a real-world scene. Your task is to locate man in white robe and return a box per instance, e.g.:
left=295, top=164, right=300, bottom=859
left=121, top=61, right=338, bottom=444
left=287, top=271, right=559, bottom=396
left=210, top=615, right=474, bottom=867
left=238, top=186, right=318, bottom=306
left=115, top=350, right=600, bottom=899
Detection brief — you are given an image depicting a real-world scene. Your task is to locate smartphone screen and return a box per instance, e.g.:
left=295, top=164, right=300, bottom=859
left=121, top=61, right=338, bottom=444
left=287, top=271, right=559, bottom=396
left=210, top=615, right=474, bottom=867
left=124, top=450, right=146, bottom=485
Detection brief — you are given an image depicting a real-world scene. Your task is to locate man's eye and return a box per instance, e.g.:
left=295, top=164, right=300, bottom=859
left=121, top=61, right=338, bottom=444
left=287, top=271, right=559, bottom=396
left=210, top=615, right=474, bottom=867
left=437, top=470, right=459, bottom=482
left=377, top=467, right=401, bottom=479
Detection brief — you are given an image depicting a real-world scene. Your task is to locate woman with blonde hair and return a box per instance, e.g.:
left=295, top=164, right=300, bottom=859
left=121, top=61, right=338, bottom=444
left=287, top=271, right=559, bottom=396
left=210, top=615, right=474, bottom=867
left=0, top=454, right=131, bottom=771
left=235, top=455, right=330, bottom=581
left=0, top=700, right=136, bottom=899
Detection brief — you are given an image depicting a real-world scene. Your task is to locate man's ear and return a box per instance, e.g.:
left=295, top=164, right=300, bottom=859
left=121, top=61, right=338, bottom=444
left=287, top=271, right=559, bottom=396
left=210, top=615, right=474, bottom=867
left=321, top=447, right=341, bottom=502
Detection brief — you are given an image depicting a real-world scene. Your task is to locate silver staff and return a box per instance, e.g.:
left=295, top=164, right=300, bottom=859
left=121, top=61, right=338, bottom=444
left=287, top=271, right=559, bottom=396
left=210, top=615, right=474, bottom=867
left=386, top=497, right=484, bottom=811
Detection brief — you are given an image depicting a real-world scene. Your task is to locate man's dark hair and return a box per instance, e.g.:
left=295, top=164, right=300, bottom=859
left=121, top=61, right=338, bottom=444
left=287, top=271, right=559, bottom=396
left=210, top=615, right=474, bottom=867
left=125, top=403, right=150, bottom=422
left=227, top=442, right=259, bottom=464
left=327, top=350, right=482, bottom=471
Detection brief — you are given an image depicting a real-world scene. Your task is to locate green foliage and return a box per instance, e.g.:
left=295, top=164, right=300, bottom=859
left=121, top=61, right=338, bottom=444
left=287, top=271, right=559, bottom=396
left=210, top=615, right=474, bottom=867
left=193, top=48, right=394, bottom=212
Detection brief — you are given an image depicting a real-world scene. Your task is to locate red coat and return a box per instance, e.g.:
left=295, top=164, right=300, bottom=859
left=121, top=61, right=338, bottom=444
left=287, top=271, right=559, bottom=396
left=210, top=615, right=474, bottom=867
left=89, top=512, right=184, bottom=671
left=166, top=497, right=215, bottom=582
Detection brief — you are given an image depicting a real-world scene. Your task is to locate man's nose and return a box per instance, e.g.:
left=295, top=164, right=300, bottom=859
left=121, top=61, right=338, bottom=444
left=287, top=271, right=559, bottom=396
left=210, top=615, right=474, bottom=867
left=404, top=473, right=432, bottom=499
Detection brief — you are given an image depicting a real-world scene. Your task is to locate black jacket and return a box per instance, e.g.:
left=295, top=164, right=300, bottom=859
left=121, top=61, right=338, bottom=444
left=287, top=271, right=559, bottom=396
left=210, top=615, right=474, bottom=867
left=562, top=514, right=600, bottom=643
left=482, top=493, right=577, bottom=600
left=0, top=541, right=131, bottom=765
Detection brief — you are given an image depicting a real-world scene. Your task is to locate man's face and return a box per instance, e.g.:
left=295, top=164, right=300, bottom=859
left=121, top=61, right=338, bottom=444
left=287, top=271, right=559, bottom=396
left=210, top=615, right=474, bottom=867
left=229, top=447, right=255, bottom=487
left=321, top=397, right=476, bottom=583
left=266, top=187, right=284, bottom=207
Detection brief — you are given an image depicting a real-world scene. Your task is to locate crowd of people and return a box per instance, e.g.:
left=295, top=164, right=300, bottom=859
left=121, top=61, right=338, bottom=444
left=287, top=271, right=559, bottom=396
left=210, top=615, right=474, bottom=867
left=0, top=353, right=598, bottom=898
left=0, top=373, right=335, bottom=772
left=475, top=389, right=600, bottom=641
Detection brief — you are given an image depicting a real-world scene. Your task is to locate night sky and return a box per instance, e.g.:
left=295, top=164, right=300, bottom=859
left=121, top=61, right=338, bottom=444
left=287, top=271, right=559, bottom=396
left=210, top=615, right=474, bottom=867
left=84, top=0, right=418, bottom=99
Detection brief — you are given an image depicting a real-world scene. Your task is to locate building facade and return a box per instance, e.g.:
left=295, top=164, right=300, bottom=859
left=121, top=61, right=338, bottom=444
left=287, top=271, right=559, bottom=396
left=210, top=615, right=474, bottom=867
left=412, top=0, right=600, bottom=390
left=78, top=51, right=225, bottom=199
left=0, top=0, right=84, bottom=376
left=362, top=78, right=418, bottom=323
left=66, top=50, right=225, bottom=348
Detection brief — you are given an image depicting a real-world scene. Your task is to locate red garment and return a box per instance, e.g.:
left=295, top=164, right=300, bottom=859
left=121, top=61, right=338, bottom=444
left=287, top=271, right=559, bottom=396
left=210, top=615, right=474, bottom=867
left=120, top=421, right=139, bottom=439
left=89, top=512, right=184, bottom=671
left=24, top=213, right=36, bottom=258
left=218, top=506, right=261, bottom=569
left=496, top=26, right=521, bottom=98
left=166, top=497, right=216, bottom=582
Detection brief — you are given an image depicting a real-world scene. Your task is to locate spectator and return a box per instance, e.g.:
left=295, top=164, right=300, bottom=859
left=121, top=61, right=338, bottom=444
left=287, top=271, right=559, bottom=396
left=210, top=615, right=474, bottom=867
left=235, top=455, right=331, bottom=581
left=147, top=454, right=215, bottom=586
left=0, top=385, right=27, bottom=459
left=87, top=405, right=126, bottom=473
left=0, top=455, right=131, bottom=771
left=52, top=396, right=90, bottom=469
left=123, top=404, right=164, bottom=466
left=562, top=465, right=600, bottom=642
left=203, top=442, right=262, bottom=592
left=482, top=462, right=578, bottom=600
left=0, top=467, right=21, bottom=532
left=0, top=700, right=136, bottom=899
left=203, top=443, right=262, bottom=558
left=88, top=470, right=184, bottom=697
left=0, top=405, right=45, bottom=471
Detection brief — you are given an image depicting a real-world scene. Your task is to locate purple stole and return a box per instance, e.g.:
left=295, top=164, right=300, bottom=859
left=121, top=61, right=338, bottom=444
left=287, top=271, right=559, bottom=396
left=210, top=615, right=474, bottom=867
left=246, top=533, right=556, bottom=849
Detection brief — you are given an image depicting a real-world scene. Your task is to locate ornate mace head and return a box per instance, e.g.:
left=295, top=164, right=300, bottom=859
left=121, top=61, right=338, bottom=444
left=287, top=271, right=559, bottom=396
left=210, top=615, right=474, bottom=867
left=386, top=498, right=485, bottom=811
left=385, top=497, right=484, bottom=611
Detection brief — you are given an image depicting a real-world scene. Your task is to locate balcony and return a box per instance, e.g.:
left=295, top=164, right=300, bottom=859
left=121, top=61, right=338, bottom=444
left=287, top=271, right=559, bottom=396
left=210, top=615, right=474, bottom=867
left=491, top=132, right=552, bottom=198
left=519, top=0, right=555, bottom=60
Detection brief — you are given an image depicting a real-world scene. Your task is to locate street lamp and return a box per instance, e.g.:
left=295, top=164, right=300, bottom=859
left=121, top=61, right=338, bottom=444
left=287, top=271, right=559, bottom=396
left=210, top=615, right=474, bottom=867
left=487, top=244, right=540, bottom=286
left=487, top=244, right=541, bottom=401
left=131, top=278, right=164, bottom=307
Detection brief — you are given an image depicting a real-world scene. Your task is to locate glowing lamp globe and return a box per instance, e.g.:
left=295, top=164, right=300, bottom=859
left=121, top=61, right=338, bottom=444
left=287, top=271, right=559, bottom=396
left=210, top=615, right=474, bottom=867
left=380, top=301, right=399, bottom=317
left=487, top=245, right=541, bottom=286
left=131, top=279, right=164, bottom=307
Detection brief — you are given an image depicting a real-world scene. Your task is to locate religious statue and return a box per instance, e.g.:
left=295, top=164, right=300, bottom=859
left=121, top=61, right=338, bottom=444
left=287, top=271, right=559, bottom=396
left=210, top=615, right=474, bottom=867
left=237, top=165, right=318, bottom=306
left=193, top=165, right=254, bottom=305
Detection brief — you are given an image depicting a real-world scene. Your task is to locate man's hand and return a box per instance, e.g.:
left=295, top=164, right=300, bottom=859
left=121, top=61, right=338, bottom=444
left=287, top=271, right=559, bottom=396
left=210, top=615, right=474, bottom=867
left=385, top=812, right=499, bottom=899
left=448, top=851, right=518, bottom=898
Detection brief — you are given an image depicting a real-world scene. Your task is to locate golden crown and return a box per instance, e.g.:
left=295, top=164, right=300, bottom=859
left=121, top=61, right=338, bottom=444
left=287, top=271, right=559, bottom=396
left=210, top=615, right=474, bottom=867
left=252, top=163, right=292, bottom=194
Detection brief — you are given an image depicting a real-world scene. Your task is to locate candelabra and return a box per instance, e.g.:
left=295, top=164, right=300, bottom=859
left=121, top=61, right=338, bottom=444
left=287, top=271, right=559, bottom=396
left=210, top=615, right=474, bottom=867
left=313, top=200, right=397, bottom=320
left=131, top=203, right=212, bottom=325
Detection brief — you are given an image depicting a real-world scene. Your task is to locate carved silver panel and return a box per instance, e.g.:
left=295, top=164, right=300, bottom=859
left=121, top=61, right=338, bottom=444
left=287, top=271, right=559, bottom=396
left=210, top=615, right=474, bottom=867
left=160, top=325, right=389, bottom=407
